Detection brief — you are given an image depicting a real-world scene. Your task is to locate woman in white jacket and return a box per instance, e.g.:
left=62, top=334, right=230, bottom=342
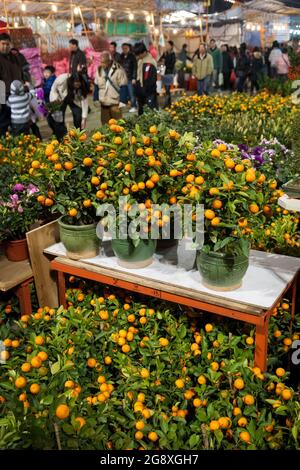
left=49, top=72, right=89, bottom=137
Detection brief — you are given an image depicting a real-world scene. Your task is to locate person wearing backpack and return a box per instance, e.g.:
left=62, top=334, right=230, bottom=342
left=236, top=43, right=250, bottom=92
left=275, top=47, right=290, bottom=82
left=94, top=51, right=127, bottom=124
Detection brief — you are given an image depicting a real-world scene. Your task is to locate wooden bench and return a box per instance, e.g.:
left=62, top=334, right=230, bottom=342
left=0, top=255, right=34, bottom=315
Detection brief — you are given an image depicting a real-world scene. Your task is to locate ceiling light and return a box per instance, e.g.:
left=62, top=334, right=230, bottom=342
left=51, top=4, right=57, bottom=13
left=129, top=13, right=134, bottom=21
left=146, top=15, right=151, bottom=23
left=106, top=11, right=111, bottom=18
left=74, top=6, right=80, bottom=15
left=21, top=2, right=26, bottom=12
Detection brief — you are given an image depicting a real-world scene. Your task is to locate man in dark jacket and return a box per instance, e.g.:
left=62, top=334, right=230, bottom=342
left=159, top=41, right=176, bottom=107
left=134, top=42, right=157, bottom=116
left=0, top=33, right=29, bottom=136
left=120, top=43, right=137, bottom=112
left=236, top=43, right=250, bottom=92
left=69, top=39, right=87, bottom=77
left=109, top=42, right=121, bottom=64
left=221, top=44, right=234, bottom=91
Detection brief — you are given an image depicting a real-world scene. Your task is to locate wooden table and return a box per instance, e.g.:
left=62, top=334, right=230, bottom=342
left=47, top=243, right=299, bottom=372
left=0, top=255, right=34, bottom=315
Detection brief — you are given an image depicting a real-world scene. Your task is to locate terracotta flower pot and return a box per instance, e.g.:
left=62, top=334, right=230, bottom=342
left=5, top=238, right=29, bottom=262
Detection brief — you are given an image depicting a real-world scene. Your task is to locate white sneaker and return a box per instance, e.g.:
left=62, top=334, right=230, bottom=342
left=119, top=102, right=127, bottom=109
left=129, top=107, right=137, bottom=113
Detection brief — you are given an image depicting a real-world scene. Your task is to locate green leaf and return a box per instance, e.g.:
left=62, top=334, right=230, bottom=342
left=188, top=434, right=200, bottom=448
left=40, top=395, right=53, bottom=405
left=50, top=361, right=60, bottom=375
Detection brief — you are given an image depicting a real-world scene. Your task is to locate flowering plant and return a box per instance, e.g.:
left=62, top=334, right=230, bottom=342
left=0, top=182, right=42, bottom=241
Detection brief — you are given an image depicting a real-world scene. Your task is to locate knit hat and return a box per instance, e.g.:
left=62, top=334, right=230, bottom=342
left=10, top=80, right=25, bottom=95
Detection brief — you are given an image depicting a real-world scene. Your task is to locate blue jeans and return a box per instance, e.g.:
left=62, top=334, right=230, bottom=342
left=197, top=77, right=210, bottom=96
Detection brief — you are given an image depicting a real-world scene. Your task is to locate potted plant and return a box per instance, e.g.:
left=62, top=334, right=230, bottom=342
left=0, top=182, right=41, bottom=261
left=95, top=120, right=195, bottom=267
left=181, top=141, right=275, bottom=290
left=34, top=129, right=101, bottom=260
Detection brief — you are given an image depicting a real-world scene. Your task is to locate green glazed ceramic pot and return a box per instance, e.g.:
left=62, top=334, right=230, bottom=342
left=111, top=238, right=157, bottom=269
left=196, top=249, right=249, bottom=291
left=58, top=217, right=100, bottom=260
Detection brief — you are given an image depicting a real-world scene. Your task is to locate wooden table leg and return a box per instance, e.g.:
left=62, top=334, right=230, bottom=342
left=16, top=280, right=32, bottom=315
left=57, top=271, right=67, bottom=308
left=255, top=314, right=269, bottom=372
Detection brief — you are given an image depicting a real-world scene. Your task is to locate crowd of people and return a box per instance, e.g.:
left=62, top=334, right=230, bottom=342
left=0, top=31, right=292, bottom=140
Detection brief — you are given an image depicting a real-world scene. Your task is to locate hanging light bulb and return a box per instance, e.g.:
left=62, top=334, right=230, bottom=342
left=51, top=4, right=57, bottom=13
left=173, top=28, right=177, bottom=35
left=21, top=2, right=26, bottom=12
left=106, top=11, right=112, bottom=18
left=74, top=6, right=80, bottom=16
left=154, top=28, right=159, bottom=35
left=14, top=21, right=19, bottom=27
left=146, top=15, right=151, bottom=23
left=129, top=13, right=134, bottom=21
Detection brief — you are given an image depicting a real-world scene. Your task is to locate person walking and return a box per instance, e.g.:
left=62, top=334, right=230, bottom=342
left=120, top=43, right=137, bottom=113
left=269, top=41, right=282, bottom=78
left=250, top=47, right=265, bottom=93
left=236, top=43, right=250, bottom=92
left=159, top=41, right=176, bottom=108
left=43, top=65, right=56, bottom=104
left=6, top=80, right=32, bottom=136
left=69, top=39, right=87, bottom=77
left=192, top=43, right=214, bottom=96
left=94, top=51, right=127, bottom=124
left=109, top=42, right=121, bottom=64
left=177, top=44, right=191, bottom=88
left=221, top=44, right=234, bottom=91
left=0, top=33, right=30, bottom=136
left=133, top=42, right=157, bottom=115
left=275, top=47, right=290, bottom=82
left=209, top=39, right=222, bottom=88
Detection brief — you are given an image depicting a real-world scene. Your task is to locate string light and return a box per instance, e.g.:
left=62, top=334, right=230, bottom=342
left=51, top=4, right=57, bottom=13
left=129, top=13, right=134, bottom=21
left=106, top=11, right=112, bottom=18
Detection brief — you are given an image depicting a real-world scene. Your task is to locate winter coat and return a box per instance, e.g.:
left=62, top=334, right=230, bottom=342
left=209, top=47, right=222, bottom=70
left=69, top=48, right=87, bottom=76
left=136, top=53, right=157, bottom=97
left=222, top=52, right=234, bottom=74
left=49, top=73, right=89, bottom=118
left=159, top=51, right=176, bottom=75
left=192, top=54, right=214, bottom=80
left=95, top=62, right=127, bottom=106
left=251, top=51, right=264, bottom=80
left=43, top=75, right=56, bottom=103
left=0, top=51, right=28, bottom=98
left=276, top=53, right=290, bottom=75
left=120, top=52, right=137, bottom=81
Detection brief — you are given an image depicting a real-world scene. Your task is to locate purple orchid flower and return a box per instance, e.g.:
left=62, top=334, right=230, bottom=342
left=13, top=183, right=25, bottom=192
left=27, top=183, right=39, bottom=195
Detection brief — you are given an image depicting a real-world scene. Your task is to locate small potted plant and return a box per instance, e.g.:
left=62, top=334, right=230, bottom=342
left=95, top=120, right=195, bottom=267
left=34, top=129, right=101, bottom=260
left=0, top=182, right=41, bottom=261
left=182, top=141, right=275, bottom=290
